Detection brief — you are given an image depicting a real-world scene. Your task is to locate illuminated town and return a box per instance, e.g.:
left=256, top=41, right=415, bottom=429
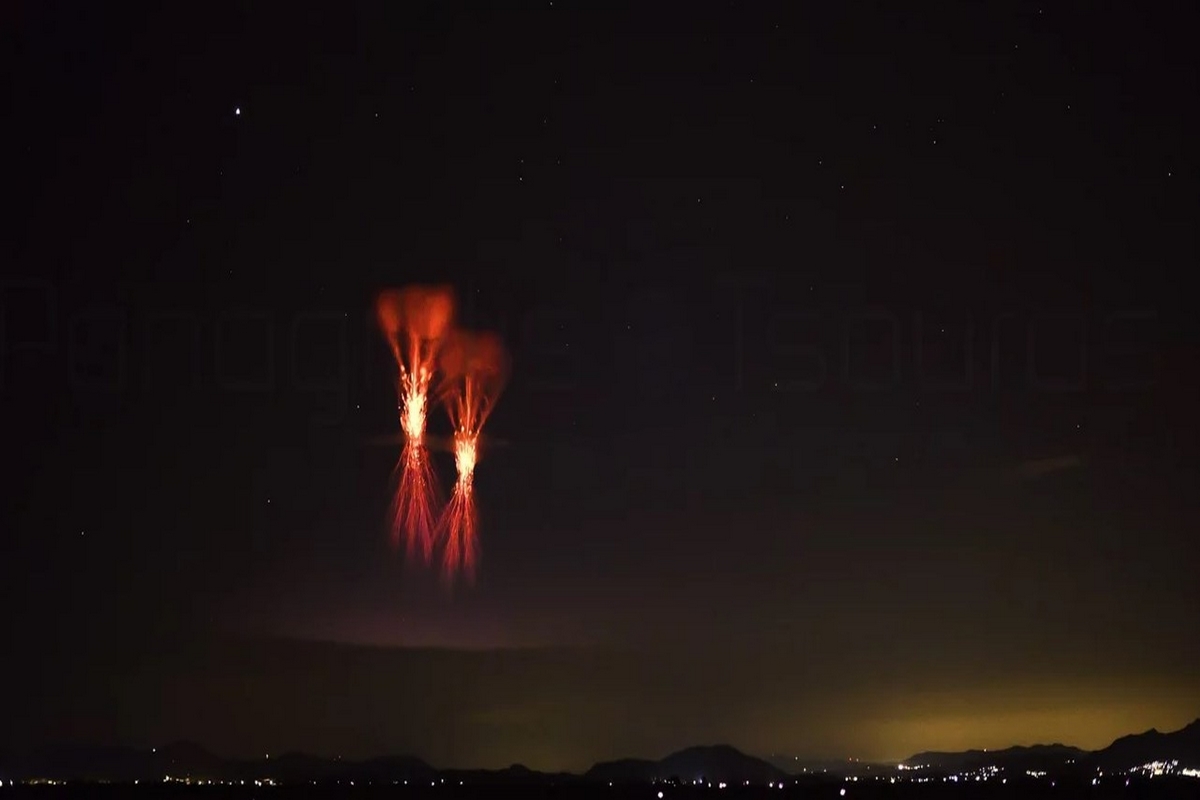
left=5, top=757, right=1199, bottom=790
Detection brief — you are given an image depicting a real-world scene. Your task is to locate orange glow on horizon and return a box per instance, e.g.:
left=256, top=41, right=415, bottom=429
left=856, top=684, right=1200, bottom=762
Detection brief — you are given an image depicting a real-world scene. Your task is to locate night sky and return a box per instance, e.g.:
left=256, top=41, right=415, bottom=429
left=4, top=1, right=1199, bottom=773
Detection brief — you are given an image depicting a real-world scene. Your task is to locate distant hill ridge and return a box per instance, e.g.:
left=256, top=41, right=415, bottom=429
left=1, top=742, right=783, bottom=785
left=901, top=718, right=1200, bottom=773
left=902, top=743, right=1087, bottom=773
left=1095, top=718, right=1200, bottom=770
left=587, top=744, right=787, bottom=784
left=3, top=718, right=1197, bottom=783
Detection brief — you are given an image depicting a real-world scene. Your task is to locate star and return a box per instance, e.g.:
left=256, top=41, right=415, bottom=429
left=234, top=107, right=241, bottom=116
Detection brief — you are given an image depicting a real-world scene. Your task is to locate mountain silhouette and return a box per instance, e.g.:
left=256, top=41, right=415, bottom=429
left=901, top=718, right=1200, bottom=775
left=587, top=744, right=787, bottom=784
left=5, top=719, right=1198, bottom=784
left=154, top=740, right=226, bottom=776
left=902, top=743, right=1087, bottom=773
left=583, top=757, right=658, bottom=783
left=257, top=751, right=344, bottom=781
left=1091, top=718, right=1200, bottom=771
left=330, top=755, right=436, bottom=783
left=442, top=763, right=578, bottom=785
left=9, top=743, right=147, bottom=782
left=0, top=742, right=434, bottom=784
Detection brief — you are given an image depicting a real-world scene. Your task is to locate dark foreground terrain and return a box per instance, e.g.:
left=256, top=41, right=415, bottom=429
left=4, top=780, right=1199, bottom=800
